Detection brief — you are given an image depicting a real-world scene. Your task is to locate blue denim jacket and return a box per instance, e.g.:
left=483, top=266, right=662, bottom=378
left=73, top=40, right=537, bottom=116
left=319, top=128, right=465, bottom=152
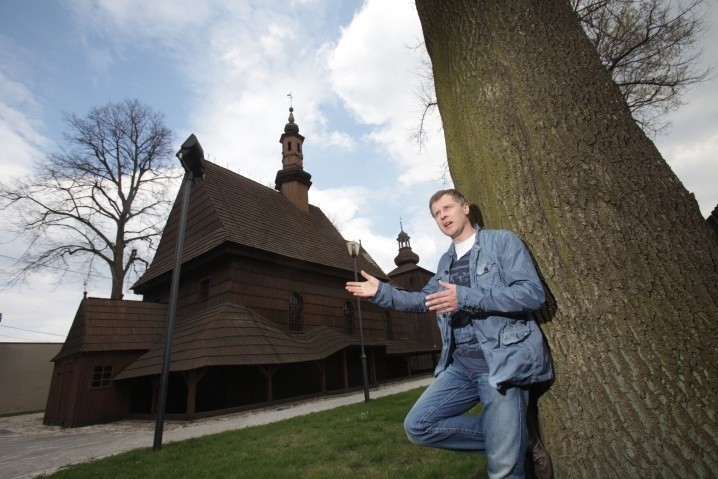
left=372, top=226, right=553, bottom=389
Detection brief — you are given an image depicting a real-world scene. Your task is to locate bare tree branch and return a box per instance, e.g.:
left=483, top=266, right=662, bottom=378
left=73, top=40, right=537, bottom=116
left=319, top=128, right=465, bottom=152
left=0, top=99, right=181, bottom=298
left=574, top=0, right=711, bottom=135
left=412, top=0, right=712, bottom=147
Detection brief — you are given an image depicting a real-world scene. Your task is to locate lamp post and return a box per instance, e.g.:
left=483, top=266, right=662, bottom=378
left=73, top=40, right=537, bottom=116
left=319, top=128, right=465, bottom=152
left=153, top=134, right=205, bottom=451
left=347, top=240, right=370, bottom=402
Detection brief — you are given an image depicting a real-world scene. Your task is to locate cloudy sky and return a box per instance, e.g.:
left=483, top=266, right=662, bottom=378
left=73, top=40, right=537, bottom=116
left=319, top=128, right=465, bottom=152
left=1, top=0, right=716, bottom=342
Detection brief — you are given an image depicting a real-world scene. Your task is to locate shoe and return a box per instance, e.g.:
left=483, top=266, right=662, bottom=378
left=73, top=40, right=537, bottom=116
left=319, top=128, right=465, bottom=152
left=527, top=436, right=553, bottom=479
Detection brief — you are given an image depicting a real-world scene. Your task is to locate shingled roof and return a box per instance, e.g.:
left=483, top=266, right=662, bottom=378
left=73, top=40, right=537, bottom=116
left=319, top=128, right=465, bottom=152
left=387, top=263, right=435, bottom=277
left=53, top=297, right=167, bottom=362
left=114, top=302, right=400, bottom=380
left=133, top=161, right=385, bottom=292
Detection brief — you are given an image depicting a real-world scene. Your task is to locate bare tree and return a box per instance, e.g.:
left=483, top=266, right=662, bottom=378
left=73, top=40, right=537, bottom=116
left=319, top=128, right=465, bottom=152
left=573, top=0, right=710, bottom=135
left=413, top=0, right=710, bottom=144
left=0, top=99, right=179, bottom=299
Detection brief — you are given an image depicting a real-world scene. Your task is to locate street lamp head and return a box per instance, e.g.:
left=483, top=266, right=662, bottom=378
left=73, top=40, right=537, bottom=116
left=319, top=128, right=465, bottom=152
left=347, top=240, right=360, bottom=258
left=176, top=134, right=205, bottom=179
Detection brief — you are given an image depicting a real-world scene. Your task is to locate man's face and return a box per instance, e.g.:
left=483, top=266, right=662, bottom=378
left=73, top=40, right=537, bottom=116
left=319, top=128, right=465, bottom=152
left=430, top=194, right=472, bottom=241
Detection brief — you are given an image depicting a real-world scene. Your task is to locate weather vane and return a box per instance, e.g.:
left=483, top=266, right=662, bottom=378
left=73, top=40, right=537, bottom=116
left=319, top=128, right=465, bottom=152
left=287, top=92, right=293, bottom=108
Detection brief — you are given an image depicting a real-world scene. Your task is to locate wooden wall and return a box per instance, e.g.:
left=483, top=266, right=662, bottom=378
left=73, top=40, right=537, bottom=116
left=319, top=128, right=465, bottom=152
left=44, top=351, right=143, bottom=427
left=140, top=247, right=437, bottom=348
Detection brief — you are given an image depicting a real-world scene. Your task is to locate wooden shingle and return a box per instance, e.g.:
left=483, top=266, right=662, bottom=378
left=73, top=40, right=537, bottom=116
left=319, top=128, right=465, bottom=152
left=53, top=298, right=167, bottom=361
left=114, top=302, right=391, bottom=379
left=133, top=161, right=385, bottom=293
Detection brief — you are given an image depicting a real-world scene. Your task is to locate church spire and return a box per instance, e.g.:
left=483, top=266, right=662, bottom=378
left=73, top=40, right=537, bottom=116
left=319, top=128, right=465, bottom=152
left=275, top=107, right=312, bottom=212
left=394, top=221, right=420, bottom=266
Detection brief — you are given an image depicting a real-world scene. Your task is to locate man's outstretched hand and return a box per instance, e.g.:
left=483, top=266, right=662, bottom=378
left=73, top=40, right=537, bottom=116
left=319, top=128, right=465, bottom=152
left=346, top=270, right=380, bottom=298
left=425, top=280, right=458, bottom=313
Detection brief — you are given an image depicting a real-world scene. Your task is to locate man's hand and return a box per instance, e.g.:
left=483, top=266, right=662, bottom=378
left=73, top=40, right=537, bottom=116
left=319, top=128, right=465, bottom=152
left=425, top=280, right=459, bottom=313
left=346, top=270, right=380, bottom=298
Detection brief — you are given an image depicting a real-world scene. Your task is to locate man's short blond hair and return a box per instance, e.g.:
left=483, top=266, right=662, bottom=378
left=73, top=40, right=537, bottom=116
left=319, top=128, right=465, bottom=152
left=428, top=189, right=468, bottom=213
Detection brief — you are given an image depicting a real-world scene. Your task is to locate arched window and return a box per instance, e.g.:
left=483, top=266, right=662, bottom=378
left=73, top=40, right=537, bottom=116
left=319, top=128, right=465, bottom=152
left=385, top=311, right=393, bottom=340
left=343, top=301, right=354, bottom=335
left=289, top=293, right=303, bottom=332
left=199, top=277, right=210, bottom=301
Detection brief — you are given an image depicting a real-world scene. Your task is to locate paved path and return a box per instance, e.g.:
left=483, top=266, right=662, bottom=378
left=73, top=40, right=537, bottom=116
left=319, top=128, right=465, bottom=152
left=0, top=376, right=432, bottom=479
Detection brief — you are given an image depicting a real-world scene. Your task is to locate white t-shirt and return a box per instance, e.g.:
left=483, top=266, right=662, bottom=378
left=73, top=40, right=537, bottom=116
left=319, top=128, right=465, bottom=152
left=454, top=233, right=476, bottom=259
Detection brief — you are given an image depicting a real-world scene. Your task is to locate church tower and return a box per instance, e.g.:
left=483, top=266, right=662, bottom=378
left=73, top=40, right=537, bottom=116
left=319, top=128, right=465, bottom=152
left=388, top=221, right=432, bottom=292
left=275, top=107, right=312, bottom=212
left=393, top=222, right=420, bottom=267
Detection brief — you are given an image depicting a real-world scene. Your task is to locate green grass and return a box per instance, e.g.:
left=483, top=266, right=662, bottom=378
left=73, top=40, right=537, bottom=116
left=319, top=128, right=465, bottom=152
left=0, top=409, right=43, bottom=418
left=43, top=387, right=486, bottom=479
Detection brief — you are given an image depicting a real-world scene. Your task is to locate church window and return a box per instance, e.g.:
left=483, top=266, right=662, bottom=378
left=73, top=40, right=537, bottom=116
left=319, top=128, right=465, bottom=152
left=385, top=311, right=394, bottom=340
left=290, top=293, right=303, bottom=332
left=199, top=277, right=210, bottom=301
left=343, top=301, right=354, bottom=335
left=90, top=365, right=112, bottom=389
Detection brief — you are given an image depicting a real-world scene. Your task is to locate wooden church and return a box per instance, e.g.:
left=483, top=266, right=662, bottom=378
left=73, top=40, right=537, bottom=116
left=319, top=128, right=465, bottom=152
left=43, top=109, right=441, bottom=427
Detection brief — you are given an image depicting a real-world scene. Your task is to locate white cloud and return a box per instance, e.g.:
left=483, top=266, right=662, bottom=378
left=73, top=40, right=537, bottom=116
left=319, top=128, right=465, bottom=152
left=0, top=274, right=98, bottom=341
left=654, top=82, right=718, bottom=218
left=310, top=184, right=404, bottom=271
left=327, top=0, right=447, bottom=191
left=328, top=0, right=423, bottom=125
left=662, top=133, right=718, bottom=217
left=310, top=185, right=370, bottom=230
left=64, top=0, right=217, bottom=45
left=0, top=71, right=52, bottom=177
left=260, top=23, right=295, bottom=57
left=651, top=2, right=718, bottom=218
left=315, top=130, right=357, bottom=151
left=123, top=3, right=339, bottom=186
left=320, top=0, right=453, bottom=273
left=310, top=181, right=450, bottom=274
left=364, top=112, right=447, bottom=186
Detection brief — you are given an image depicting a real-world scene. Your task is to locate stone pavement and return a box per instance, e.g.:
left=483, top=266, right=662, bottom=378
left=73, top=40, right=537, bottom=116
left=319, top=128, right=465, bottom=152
left=0, top=376, right=432, bottom=479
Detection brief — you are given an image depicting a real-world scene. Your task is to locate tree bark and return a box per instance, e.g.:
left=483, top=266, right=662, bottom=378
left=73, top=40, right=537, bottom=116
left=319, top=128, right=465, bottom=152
left=415, top=1, right=718, bottom=477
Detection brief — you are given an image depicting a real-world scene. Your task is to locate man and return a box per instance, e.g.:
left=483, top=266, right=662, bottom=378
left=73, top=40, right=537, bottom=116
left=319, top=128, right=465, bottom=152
left=346, top=189, right=553, bottom=479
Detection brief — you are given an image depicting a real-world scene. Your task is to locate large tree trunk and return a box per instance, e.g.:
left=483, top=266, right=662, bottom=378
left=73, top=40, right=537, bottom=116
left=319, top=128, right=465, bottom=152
left=415, top=1, right=718, bottom=477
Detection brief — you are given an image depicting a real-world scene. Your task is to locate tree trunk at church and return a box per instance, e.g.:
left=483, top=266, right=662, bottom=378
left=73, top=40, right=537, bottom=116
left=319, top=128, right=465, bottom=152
left=414, top=1, right=718, bottom=477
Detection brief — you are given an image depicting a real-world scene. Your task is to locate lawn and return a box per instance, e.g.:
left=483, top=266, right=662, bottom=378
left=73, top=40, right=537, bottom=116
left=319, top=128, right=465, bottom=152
left=42, top=387, right=486, bottom=479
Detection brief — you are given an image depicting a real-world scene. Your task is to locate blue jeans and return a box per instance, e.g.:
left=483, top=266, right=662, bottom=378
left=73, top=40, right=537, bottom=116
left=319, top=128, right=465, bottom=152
left=404, top=363, right=529, bottom=479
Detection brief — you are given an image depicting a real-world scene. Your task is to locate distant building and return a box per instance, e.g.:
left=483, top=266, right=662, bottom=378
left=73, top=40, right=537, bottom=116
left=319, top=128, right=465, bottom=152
left=43, top=109, right=439, bottom=427
left=0, top=343, right=62, bottom=415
